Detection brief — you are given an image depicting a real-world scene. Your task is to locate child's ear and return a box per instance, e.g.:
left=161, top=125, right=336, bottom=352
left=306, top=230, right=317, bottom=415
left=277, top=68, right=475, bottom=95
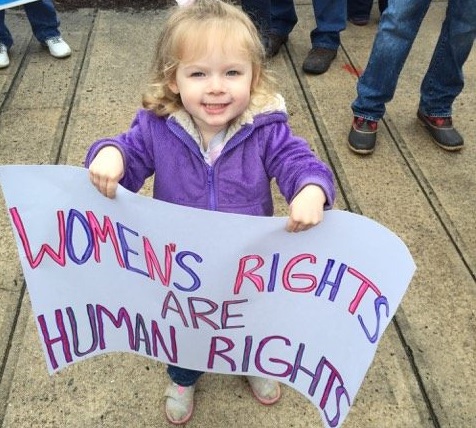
left=168, top=81, right=179, bottom=94
left=251, top=76, right=260, bottom=91
left=251, top=65, right=261, bottom=90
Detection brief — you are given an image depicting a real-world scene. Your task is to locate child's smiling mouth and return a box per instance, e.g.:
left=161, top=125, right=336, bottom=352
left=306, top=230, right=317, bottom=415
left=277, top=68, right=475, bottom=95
left=203, top=103, right=229, bottom=113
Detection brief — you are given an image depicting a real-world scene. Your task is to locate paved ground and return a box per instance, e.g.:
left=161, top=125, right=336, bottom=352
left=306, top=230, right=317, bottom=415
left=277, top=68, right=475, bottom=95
left=0, top=1, right=475, bottom=427
left=55, top=0, right=169, bottom=11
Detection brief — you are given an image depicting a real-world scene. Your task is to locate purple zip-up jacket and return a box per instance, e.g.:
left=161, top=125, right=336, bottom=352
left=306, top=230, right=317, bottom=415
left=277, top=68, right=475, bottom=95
left=85, top=107, right=335, bottom=216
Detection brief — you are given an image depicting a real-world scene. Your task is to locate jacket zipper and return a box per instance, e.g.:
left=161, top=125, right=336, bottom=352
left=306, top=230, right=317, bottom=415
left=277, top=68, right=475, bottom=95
left=170, top=120, right=254, bottom=212
left=207, top=166, right=216, bottom=211
left=206, top=127, right=254, bottom=211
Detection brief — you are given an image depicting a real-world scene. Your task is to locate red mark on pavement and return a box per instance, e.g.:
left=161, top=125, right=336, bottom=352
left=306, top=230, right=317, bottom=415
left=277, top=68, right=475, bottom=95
left=342, top=63, right=363, bottom=77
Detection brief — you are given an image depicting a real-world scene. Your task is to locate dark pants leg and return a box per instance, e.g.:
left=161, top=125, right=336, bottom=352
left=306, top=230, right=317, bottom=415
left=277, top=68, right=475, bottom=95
left=347, top=0, right=373, bottom=20
left=241, top=0, right=272, bottom=35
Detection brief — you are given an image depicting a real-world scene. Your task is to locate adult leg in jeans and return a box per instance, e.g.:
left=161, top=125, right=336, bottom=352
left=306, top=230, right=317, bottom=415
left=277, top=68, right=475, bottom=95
left=270, top=0, right=298, bottom=38
left=301, top=0, right=346, bottom=74
left=351, top=0, right=432, bottom=122
left=348, top=0, right=431, bottom=153
left=24, top=0, right=60, bottom=43
left=241, top=0, right=271, bottom=37
left=265, top=0, right=298, bottom=57
left=347, top=0, right=373, bottom=23
left=310, top=0, right=346, bottom=51
left=0, top=10, right=13, bottom=49
left=419, top=0, right=476, bottom=118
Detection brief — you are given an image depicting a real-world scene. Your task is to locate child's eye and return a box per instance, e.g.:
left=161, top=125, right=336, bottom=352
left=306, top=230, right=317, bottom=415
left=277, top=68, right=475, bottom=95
left=226, top=70, right=241, bottom=76
left=190, top=71, right=205, bottom=77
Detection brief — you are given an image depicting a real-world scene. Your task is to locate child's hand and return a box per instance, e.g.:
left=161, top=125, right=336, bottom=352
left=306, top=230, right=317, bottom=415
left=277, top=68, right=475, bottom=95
left=88, top=146, right=124, bottom=198
left=286, top=185, right=326, bottom=233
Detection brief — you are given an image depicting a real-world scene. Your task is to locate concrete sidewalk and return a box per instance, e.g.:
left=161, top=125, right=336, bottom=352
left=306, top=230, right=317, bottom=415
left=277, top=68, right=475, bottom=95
left=0, top=2, right=474, bottom=427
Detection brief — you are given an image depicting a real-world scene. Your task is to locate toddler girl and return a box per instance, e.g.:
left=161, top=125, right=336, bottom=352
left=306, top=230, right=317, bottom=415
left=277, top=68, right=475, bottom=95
left=86, top=0, right=335, bottom=424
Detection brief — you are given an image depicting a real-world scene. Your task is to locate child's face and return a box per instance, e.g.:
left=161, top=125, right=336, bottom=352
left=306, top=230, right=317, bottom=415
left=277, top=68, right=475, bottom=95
left=168, top=41, right=254, bottom=138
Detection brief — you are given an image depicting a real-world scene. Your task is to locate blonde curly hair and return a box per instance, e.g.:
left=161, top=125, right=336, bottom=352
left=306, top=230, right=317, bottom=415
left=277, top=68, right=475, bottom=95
left=142, top=0, right=275, bottom=116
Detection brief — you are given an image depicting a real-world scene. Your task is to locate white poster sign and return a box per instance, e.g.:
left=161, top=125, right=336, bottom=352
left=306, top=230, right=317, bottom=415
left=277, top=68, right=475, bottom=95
left=0, top=165, right=415, bottom=428
left=0, top=0, right=39, bottom=11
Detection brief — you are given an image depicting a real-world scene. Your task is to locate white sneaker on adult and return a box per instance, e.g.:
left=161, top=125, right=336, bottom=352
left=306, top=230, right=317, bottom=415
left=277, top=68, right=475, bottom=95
left=0, top=43, right=10, bottom=69
left=44, top=36, right=71, bottom=58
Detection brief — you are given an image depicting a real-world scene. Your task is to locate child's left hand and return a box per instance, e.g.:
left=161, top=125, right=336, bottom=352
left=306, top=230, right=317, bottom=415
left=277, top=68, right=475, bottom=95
left=286, top=185, right=326, bottom=233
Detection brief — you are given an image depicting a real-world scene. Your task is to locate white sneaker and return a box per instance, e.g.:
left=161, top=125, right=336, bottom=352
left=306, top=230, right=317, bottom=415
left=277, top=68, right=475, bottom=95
left=164, top=382, right=195, bottom=424
left=247, top=376, right=281, bottom=405
left=44, top=36, right=71, bottom=58
left=0, top=43, right=10, bottom=69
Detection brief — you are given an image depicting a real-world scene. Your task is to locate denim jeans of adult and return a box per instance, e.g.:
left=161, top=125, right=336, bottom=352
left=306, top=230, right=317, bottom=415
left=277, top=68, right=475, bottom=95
left=347, top=0, right=373, bottom=20
left=352, top=0, right=476, bottom=121
left=241, top=0, right=271, bottom=36
left=167, top=365, right=203, bottom=387
left=270, top=0, right=346, bottom=50
left=0, top=0, right=60, bottom=49
left=347, top=0, right=388, bottom=20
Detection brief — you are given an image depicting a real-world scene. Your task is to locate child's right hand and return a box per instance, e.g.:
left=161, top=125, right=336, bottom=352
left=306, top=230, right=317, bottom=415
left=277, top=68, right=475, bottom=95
left=88, top=146, right=124, bottom=198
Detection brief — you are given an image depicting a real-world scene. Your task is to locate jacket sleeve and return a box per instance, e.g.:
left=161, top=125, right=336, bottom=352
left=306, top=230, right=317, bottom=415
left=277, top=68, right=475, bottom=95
left=262, top=120, right=336, bottom=210
left=84, top=110, right=156, bottom=193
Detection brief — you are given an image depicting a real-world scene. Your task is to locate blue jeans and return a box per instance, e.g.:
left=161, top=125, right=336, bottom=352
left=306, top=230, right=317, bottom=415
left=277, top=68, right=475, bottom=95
left=241, top=0, right=271, bottom=36
left=167, top=365, right=203, bottom=387
left=0, top=0, right=60, bottom=49
left=243, top=0, right=346, bottom=50
left=347, top=0, right=388, bottom=20
left=352, top=0, right=476, bottom=121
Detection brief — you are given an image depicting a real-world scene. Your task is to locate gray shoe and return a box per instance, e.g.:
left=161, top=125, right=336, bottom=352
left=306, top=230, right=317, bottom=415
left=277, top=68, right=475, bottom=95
left=417, top=110, right=463, bottom=151
left=348, top=116, right=378, bottom=154
left=302, top=47, right=337, bottom=75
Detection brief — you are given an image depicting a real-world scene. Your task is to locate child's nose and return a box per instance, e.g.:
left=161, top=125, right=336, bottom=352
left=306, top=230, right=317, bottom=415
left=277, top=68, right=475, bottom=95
left=208, top=75, right=225, bottom=93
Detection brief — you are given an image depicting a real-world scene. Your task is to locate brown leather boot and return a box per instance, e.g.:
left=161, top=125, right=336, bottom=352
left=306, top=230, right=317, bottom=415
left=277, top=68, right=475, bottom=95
left=265, top=33, right=289, bottom=58
left=302, top=47, right=337, bottom=75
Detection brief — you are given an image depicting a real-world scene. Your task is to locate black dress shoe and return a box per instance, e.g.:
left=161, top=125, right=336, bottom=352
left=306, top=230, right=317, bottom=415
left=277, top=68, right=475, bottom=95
left=265, top=33, right=288, bottom=58
left=302, top=47, right=337, bottom=75
left=417, top=110, right=464, bottom=151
